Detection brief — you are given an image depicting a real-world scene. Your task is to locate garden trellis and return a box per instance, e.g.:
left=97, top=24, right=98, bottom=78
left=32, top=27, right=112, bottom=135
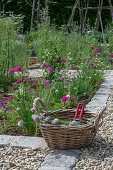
left=67, top=0, right=113, bottom=33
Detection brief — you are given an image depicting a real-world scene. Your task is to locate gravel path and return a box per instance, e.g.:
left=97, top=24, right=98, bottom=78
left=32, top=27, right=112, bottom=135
left=73, top=86, right=113, bottom=170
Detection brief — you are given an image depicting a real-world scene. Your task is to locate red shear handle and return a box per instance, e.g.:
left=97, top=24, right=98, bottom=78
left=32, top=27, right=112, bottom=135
left=79, top=105, right=84, bottom=119
left=74, top=104, right=80, bottom=119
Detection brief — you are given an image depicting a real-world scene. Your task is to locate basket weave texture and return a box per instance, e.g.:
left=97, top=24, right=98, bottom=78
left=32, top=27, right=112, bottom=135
left=33, top=98, right=105, bottom=149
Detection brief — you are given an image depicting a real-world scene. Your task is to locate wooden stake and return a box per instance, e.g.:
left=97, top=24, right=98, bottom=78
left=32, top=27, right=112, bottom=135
left=30, top=0, right=36, bottom=32
left=96, top=0, right=103, bottom=31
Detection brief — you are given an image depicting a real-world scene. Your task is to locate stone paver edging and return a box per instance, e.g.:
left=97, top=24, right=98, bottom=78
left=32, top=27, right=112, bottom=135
left=0, top=70, right=113, bottom=170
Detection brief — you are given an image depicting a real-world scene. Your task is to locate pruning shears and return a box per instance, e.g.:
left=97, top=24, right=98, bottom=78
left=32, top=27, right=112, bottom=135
left=70, top=103, right=85, bottom=126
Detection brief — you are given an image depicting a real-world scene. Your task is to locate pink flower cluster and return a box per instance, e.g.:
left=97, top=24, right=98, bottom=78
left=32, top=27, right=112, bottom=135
left=73, top=65, right=78, bottom=69
left=18, top=120, right=24, bottom=127
left=109, top=54, right=113, bottom=57
left=60, top=58, right=67, bottom=62
left=89, top=46, right=99, bottom=52
left=45, top=80, right=50, bottom=85
left=53, top=59, right=57, bottom=62
left=8, top=66, right=24, bottom=73
left=8, top=96, right=14, bottom=100
left=62, top=96, right=68, bottom=102
left=48, top=67, right=54, bottom=72
left=32, top=114, right=40, bottom=123
left=14, top=79, right=23, bottom=84
left=43, top=63, right=49, bottom=68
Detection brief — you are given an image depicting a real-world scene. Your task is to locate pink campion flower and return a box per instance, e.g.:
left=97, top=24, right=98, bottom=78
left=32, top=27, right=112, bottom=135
left=32, top=114, right=40, bottom=123
left=93, top=66, right=97, bottom=69
left=91, top=63, right=94, bottom=66
left=95, top=48, right=99, bottom=52
left=8, top=68, right=15, bottom=73
left=73, top=65, right=78, bottom=69
left=93, top=53, right=96, bottom=56
left=15, top=66, right=24, bottom=71
left=24, top=74, right=29, bottom=78
left=89, top=46, right=95, bottom=49
left=31, top=107, right=37, bottom=112
left=48, top=68, right=54, bottom=72
left=53, top=59, right=57, bottom=62
left=45, top=80, right=50, bottom=85
left=97, top=53, right=100, bottom=57
left=19, top=79, right=23, bottom=82
left=14, top=79, right=23, bottom=84
left=60, top=58, right=67, bottom=62
left=18, top=120, right=24, bottom=127
left=78, top=52, right=82, bottom=55
left=109, top=54, right=113, bottom=57
left=8, top=96, right=14, bottom=100
left=62, top=96, right=68, bottom=102
left=71, top=95, right=75, bottom=100
left=43, top=63, right=49, bottom=68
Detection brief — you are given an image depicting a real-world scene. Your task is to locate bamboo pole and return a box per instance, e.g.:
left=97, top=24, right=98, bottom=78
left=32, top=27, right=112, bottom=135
left=96, top=0, right=103, bottom=31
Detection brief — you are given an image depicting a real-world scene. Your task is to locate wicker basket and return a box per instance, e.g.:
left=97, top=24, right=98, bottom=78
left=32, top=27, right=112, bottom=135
left=33, top=98, right=106, bottom=149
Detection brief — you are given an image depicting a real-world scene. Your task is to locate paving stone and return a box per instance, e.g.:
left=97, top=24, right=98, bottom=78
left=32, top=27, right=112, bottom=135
left=10, top=136, right=47, bottom=150
left=0, top=135, right=14, bottom=146
left=39, top=166, right=71, bottom=170
left=39, top=150, right=80, bottom=169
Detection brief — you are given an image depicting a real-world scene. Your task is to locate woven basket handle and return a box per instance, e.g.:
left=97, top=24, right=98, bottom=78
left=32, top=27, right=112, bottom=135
left=33, top=98, right=47, bottom=115
left=94, top=105, right=106, bottom=132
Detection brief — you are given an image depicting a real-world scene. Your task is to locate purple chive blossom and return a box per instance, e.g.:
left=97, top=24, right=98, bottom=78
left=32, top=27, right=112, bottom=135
left=44, top=116, right=51, bottom=122
left=60, top=58, right=67, bottom=62
left=97, top=53, right=101, bottom=57
left=31, top=107, right=37, bottom=112
left=60, top=70, right=65, bottom=74
left=18, top=120, right=24, bottom=127
left=89, top=46, right=95, bottom=49
left=43, top=63, right=49, bottom=68
left=0, top=102, right=5, bottom=107
left=8, top=68, right=15, bottom=73
left=5, top=107, right=10, bottom=111
left=15, top=66, right=24, bottom=71
left=62, top=96, right=68, bottom=102
left=91, top=63, right=94, bottom=66
left=51, top=118, right=59, bottom=125
left=73, top=65, right=78, bottom=69
left=32, top=114, right=40, bottom=123
left=93, top=66, right=97, bottom=69
left=48, top=67, right=54, bottom=72
left=95, top=48, right=99, bottom=52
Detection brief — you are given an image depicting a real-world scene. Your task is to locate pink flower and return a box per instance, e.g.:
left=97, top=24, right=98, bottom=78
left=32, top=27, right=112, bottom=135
left=18, top=120, right=24, bottom=127
left=24, top=74, right=29, bottom=78
left=89, top=46, right=95, bottom=49
left=60, top=58, right=67, bottom=62
left=32, top=114, right=40, bottom=123
left=95, top=48, right=99, bottom=52
left=48, top=68, right=54, bottom=72
left=14, top=79, right=23, bottom=84
left=78, top=52, right=82, bottom=55
left=92, top=66, right=97, bottom=69
left=19, top=79, right=23, bottom=82
left=8, top=68, right=15, bottom=73
left=93, top=53, right=96, bottom=56
left=97, top=53, right=100, bottom=57
left=73, top=65, right=78, bottom=69
left=71, top=95, right=75, bottom=100
left=109, top=54, right=113, bottom=57
left=43, top=63, right=49, bottom=68
left=91, top=63, right=94, bottom=66
left=15, top=66, right=24, bottom=72
left=44, top=116, right=51, bottom=122
left=45, top=80, right=50, bottom=85
left=8, top=96, right=14, bottom=100
left=53, top=59, right=57, bottom=62
left=62, top=96, right=68, bottom=102
left=31, top=107, right=37, bottom=112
